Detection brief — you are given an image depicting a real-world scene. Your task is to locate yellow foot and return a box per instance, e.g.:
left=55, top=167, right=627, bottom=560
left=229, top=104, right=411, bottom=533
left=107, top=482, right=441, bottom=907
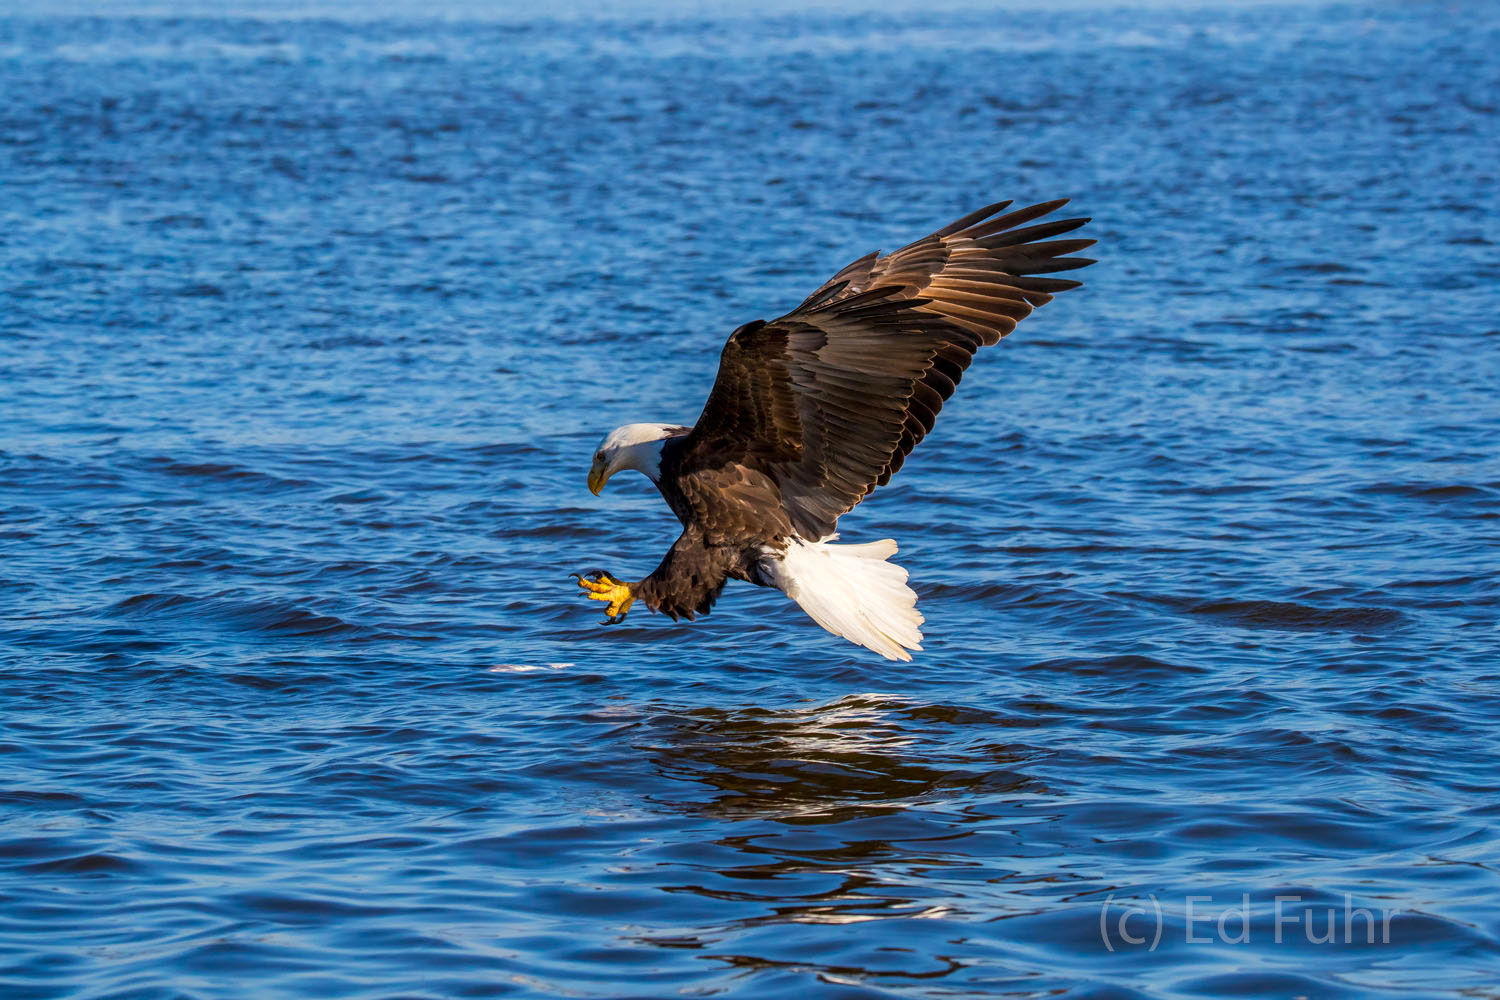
left=571, top=570, right=635, bottom=624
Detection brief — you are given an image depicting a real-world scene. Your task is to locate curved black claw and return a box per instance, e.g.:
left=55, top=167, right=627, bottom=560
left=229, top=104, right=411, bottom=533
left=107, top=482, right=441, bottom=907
left=570, top=568, right=608, bottom=583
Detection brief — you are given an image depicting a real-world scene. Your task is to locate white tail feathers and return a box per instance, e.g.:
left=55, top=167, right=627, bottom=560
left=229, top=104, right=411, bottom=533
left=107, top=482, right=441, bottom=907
left=768, top=537, right=924, bottom=661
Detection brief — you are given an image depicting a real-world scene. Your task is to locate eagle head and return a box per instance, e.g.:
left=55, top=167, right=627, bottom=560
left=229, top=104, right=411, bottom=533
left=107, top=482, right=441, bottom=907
left=588, top=423, right=682, bottom=495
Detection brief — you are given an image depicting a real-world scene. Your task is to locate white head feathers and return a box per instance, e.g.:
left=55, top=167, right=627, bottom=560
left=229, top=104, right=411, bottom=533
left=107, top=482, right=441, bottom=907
left=589, top=423, right=680, bottom=494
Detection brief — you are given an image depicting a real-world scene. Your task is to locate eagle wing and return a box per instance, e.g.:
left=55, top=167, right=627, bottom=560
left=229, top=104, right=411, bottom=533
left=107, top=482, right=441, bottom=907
left=677, top=199, right=1096, bottom=541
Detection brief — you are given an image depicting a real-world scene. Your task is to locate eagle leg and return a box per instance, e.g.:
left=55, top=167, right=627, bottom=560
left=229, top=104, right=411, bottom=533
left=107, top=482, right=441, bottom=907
left=571, top=570, right=635, bottom=624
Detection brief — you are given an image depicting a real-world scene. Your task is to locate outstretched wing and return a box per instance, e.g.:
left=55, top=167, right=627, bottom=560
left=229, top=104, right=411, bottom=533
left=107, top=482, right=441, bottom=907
left=677, top=199, right=1095, bottom=540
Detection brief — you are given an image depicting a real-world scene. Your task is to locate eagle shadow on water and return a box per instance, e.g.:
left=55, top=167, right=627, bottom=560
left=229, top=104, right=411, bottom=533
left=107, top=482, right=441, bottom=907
left=578, top=199, right=1095, bottom=660
left=625, top=697, right=1045, bottom=937
left=636, top=696, right=1045, bottom=825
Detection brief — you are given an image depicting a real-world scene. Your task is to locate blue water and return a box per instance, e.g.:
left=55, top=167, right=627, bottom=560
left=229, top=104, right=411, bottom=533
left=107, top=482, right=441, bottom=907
left=3, top=2, right=1499, bottom=997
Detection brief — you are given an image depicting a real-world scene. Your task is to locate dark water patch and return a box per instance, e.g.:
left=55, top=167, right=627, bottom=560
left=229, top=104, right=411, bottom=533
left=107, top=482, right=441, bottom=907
left=323, top=489, right=390, bottom=505
left=1282, top=261, right=1358, bottom=275
left=16, top=851, right=147, bottom=876
left=1188, top=599, right=1407, bottom=631
left=1025, top=654, right=1210, bottom=678
left=1360, top=481, right=1496, bottom=501
left=150, top=213, right=207, bottom=229
left=1382, top=574, right=1486, bottom=591
left=1127, top=592, right=1409, bottom=632
left=136, top=456, right=316, bottom=492
left=107, top=592, right=200, bottom=615
left=172, top=282, right=225, bottom=297
left=306, top=333, right=387, bottom=349
left=229, top=891, right=409, bottom=923
left=222, top=670, right=342, bottom=691
left=1175, top=972, right=1362, bottom=999
left=0, top=790, right=90, bottom=809
left=106, top=592, right=378, bottom=639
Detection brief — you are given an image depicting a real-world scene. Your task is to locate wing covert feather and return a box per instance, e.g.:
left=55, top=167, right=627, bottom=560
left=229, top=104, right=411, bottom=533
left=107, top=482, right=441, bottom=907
left=680, top=199, right=1095, bottom=540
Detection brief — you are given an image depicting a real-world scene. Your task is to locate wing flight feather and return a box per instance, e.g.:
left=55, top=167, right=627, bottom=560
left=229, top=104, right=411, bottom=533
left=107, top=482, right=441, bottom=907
left=679, top=199, right=1095, bottom=540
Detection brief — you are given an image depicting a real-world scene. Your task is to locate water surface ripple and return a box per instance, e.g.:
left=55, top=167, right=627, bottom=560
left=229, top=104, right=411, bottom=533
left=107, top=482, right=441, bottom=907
left=3, top=3, right=1499, bottom=998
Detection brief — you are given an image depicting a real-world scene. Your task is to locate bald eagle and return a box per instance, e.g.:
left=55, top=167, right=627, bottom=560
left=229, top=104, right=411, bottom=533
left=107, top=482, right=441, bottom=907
left=577, top=198, right=1095, bottom=660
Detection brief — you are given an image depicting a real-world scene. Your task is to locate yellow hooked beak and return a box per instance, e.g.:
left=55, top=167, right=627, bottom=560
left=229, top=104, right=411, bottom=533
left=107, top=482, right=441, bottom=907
left=588, top=462, right=607, bottom=496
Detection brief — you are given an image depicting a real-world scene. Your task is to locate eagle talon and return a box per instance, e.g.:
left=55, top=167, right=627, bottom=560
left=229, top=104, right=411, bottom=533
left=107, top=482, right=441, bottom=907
left=575, top=570, right=635, bottom=623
